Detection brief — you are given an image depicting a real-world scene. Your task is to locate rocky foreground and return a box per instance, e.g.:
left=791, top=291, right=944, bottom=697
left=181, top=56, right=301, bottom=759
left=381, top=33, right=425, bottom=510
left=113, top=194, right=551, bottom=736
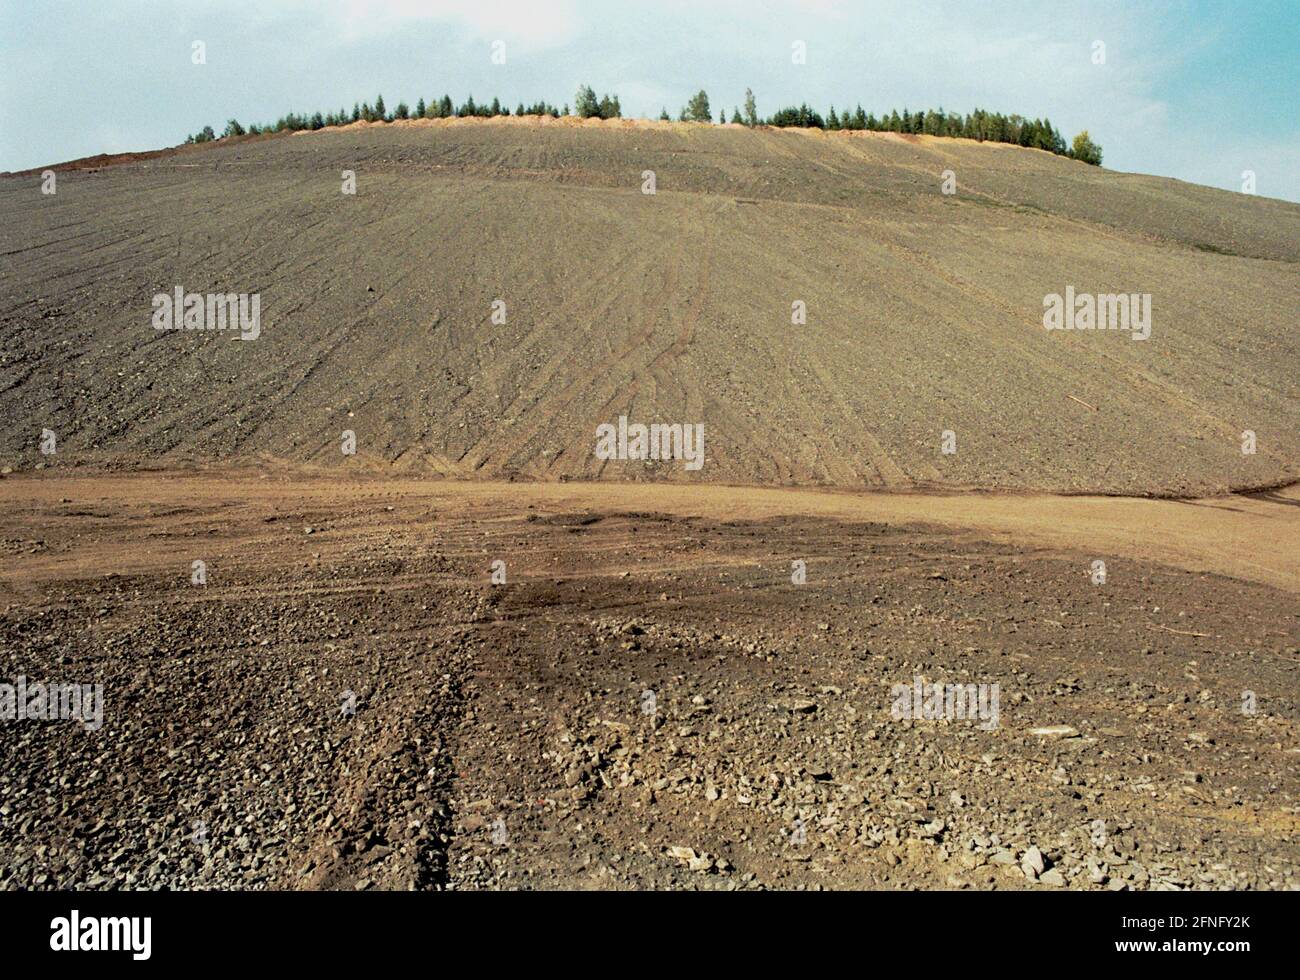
left=1, top=474, right=1296, bottom=890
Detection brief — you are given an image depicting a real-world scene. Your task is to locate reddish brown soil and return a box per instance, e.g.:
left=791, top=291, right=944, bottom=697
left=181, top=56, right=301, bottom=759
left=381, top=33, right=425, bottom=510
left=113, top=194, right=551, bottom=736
left=1, top=472, right=1295, bottom=890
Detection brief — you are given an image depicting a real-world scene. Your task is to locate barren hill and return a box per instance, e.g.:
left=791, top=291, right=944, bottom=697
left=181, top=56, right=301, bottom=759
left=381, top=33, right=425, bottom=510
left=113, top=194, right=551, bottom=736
left=2, top=117, right=1297, bottom=494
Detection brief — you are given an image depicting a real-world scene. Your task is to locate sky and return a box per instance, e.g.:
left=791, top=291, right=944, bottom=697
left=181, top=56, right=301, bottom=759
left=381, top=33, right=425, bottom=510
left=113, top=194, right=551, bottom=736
left=1, top=0, right=1296, bottom=200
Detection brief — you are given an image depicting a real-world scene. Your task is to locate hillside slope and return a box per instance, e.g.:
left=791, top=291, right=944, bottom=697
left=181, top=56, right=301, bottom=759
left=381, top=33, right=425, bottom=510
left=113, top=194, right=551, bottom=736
left=2, top=117, right=1297, bottom=494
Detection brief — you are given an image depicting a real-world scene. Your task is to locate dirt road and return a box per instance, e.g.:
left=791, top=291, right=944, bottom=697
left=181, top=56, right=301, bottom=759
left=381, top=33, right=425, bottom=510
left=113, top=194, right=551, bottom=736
left=4, top=472, right=1298, bottom=591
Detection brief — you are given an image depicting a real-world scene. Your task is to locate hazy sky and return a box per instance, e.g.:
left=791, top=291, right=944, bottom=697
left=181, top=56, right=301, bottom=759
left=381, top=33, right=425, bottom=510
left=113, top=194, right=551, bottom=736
left=2, top=0, right=1296, bottom=200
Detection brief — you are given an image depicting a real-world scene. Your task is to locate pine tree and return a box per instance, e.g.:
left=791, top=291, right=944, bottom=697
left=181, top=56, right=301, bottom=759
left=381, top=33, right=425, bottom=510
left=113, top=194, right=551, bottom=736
left=683, top=90, right=711, bottom=123
left=767, top=105, right=824, bottom=129
left=597, top=94, right=621, bottom=119
left=659, top=107, right=671, bottom=121
left=183, top=90, right=1091, bottom=167
left=575, top=85, right=600, bottom=118
left=1047, top=119, right=1066, bottom=155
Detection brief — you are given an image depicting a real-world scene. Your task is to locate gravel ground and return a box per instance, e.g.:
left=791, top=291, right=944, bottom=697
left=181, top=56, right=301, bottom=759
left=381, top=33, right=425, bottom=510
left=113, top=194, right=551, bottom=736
left=2, top=473, right=1296, bottom=890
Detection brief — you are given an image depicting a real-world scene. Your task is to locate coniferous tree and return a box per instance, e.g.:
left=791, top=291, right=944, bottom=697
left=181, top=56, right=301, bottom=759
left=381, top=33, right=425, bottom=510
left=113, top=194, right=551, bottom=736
left=1049, top=121, right=1061, bottom=151
left=767, top=104, right=823, bottom=128
left=682, top=90, right=711, bottom=123
left=182, top=90, right=1091, bottom=165
left=575, top=85, right=600, bottom=118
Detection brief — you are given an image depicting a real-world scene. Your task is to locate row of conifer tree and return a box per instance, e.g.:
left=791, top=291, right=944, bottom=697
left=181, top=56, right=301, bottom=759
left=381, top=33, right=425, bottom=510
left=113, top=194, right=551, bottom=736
left=186, top=85, right=1101, bottom=165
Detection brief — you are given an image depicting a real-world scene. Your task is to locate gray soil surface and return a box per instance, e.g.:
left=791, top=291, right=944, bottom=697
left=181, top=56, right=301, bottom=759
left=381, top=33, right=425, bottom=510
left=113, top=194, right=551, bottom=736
left=2, top=117, right=1297, bottom=494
